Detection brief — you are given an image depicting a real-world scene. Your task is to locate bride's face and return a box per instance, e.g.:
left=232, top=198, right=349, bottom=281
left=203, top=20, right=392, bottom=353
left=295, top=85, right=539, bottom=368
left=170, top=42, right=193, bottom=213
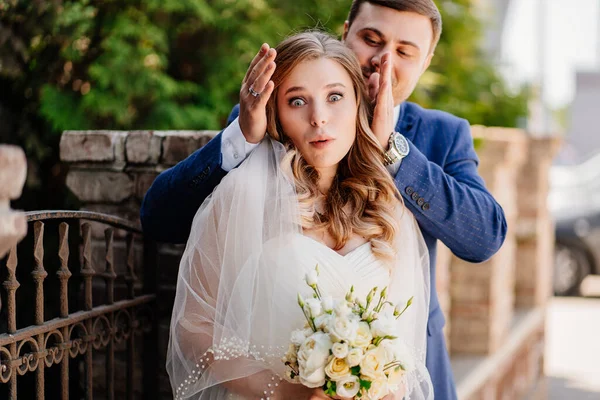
left=276, top=57, right=358, bottom=171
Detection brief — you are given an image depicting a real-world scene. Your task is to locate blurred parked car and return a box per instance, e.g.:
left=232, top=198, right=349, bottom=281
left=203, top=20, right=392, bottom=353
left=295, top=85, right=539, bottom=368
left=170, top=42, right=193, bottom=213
left=549, top=152, right=600, bottom=296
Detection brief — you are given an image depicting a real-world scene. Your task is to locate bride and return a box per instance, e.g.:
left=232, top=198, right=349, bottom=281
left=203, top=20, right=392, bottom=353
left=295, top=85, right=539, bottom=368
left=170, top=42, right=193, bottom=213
left=167, top=31, right=433, bottom=400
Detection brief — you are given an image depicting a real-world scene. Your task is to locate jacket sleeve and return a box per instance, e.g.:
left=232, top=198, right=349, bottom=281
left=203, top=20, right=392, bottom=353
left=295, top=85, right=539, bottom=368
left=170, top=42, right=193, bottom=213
left=140, top=105, right=240, bottom=244
left=394, top=119, right=507, bottom=262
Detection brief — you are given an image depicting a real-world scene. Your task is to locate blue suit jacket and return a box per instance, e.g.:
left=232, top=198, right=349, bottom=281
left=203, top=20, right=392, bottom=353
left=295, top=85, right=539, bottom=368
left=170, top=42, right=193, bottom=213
left=141, top=101, right=507, bottom=399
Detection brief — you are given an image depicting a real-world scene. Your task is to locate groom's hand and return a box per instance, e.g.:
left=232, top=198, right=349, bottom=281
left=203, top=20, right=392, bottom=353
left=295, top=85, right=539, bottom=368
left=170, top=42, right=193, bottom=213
left=239, top=43, right=277, bottom=144
left=370, top=52, right=395, bottom=151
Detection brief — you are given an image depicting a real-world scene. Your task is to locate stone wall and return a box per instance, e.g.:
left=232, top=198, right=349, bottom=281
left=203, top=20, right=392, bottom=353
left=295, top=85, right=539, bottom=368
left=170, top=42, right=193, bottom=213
left=0, top=145, right=28, bottom=259
left=60, top=128, right=559, bottom=399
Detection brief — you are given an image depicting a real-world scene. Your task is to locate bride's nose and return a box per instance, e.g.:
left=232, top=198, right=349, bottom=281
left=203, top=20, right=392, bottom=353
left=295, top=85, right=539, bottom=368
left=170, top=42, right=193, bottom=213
left=310, top=103, right=328, bottom=127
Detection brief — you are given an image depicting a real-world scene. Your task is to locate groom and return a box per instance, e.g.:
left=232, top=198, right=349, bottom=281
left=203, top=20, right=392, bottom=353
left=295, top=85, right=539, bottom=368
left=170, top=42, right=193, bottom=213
left=141, top=0, right=507, bottom=398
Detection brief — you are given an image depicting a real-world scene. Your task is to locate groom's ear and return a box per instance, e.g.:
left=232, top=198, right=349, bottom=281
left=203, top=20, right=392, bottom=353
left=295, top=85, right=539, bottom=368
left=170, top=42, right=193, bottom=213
left=421, top=53, right=433, bottom=74
left=342, top=21, right=350, bottom=41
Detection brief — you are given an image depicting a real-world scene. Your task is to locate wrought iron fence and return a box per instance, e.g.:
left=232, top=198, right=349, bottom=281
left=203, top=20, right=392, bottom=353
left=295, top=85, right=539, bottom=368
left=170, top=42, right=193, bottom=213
left=0, top=211, right=158, bottom=400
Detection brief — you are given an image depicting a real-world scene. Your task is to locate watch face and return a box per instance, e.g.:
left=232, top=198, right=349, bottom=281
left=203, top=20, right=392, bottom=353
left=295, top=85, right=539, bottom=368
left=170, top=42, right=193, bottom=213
left=394, top=134, right=409, bottom=155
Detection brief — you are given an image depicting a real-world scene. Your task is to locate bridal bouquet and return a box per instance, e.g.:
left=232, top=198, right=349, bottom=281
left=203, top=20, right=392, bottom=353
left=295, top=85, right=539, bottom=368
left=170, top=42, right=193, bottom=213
left=282, top=265, right=415, bottom=400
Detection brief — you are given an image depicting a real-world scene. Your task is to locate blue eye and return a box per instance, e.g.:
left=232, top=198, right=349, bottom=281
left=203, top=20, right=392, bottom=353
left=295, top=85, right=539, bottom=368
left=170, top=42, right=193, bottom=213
left=290, top=98, right=306, bottom=107
left=329, top=94, right=343, bottom=102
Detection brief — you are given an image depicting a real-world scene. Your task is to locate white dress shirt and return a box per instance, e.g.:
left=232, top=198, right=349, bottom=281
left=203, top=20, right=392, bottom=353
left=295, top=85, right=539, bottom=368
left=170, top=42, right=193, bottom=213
left=220, top=105, right=402, bottom=175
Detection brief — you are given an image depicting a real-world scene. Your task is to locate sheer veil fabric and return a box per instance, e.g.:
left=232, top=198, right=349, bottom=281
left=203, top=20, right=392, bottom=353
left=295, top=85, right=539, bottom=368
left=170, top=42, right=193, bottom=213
left=167, top=138, right=433, bottom=399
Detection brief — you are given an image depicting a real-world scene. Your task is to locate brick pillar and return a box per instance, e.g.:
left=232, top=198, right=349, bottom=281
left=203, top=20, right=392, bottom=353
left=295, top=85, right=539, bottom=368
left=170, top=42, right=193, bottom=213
left=515, top=137, right=562, bottom=308
left=60, top=129, right=217, bottom=398
left=0, top=145, right=28, bottom=258
left=449, top=127, right=528, bottom=355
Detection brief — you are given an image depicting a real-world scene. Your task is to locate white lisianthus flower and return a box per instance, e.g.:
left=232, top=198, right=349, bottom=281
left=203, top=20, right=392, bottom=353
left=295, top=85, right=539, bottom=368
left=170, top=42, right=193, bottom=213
left=366, top=376, right=389, bottom=400
left=290, top=329, right=310, bottom=346
left=336, top=375, right=361, bottom=398
left=345, top=347, right=364, bottom=367
left=305, top=270, right=318, bottom=286
left=334, top=301, right=352, bottom=317
left=351, top=321, right=373, bottom=349
left=328, top=315, right=359, bottom=343
left=321, top=295, right=334, bottom=313
left=359, top=347, right=386, bottom=380
left=332, top=342, right=349, bottom=359
left=297, top=332, right=332, bottom=388
left=304, top=298, right=323, bottom=318
left=325, top=356, right=351, bottom=381
left=370, top=313, right=398, bottom=338
left=314, top=313, right=333, bottom=331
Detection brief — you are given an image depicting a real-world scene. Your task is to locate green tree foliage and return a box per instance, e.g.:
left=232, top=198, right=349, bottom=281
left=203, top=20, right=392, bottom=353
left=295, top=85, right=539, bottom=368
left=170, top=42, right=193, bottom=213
left=0, top=0, right=527, bottom=211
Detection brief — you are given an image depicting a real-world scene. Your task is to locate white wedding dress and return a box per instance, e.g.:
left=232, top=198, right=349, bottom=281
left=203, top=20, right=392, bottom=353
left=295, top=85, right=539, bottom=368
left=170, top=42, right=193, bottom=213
left=167, top=138, right=433, bottom=400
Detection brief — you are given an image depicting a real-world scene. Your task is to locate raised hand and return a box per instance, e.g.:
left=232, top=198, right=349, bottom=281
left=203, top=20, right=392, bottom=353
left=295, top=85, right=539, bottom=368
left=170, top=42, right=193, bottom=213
left=370, top=52, right=395, bottom=150
left=239, top=43, right=277, bottom=144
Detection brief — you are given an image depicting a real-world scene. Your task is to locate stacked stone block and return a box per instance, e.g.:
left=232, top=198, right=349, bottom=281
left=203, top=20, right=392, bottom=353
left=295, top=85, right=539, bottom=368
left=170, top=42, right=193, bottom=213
left=0, top=145, right=28, bottom=259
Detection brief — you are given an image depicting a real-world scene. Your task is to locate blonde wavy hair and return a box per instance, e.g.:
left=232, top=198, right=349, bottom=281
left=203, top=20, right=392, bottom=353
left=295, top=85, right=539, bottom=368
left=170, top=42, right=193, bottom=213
left=266, top=31, right=403, bottom=262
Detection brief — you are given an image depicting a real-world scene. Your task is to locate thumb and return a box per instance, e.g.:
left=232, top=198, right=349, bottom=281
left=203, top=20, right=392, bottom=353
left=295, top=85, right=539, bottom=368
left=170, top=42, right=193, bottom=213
left=368, top=72, right=380, bottom=103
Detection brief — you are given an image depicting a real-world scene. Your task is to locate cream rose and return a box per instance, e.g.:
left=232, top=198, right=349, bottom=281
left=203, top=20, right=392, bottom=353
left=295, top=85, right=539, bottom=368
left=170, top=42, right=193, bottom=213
left=359, top=347, right=386, bottom=380
left=332, top=342, right=349, bottom=359
left=365, top=377, right=389, bottom=400
left=336, top=375, right=361, bottom=398
left=325, top=357, right=351, bottom=381
left=345, top=347, right=364, bottom=367
left=290, top=329, right=310, bottom=346
left=297, top=332, right=332, bottom=388
left=386, top=365, right=406, bottom=392
left=351, top=321, right=373, bottom=349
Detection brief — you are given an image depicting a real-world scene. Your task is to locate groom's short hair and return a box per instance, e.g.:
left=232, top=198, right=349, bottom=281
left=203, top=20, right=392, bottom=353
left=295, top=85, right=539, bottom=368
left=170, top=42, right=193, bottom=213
left=347, top=0, right=442, bottom=53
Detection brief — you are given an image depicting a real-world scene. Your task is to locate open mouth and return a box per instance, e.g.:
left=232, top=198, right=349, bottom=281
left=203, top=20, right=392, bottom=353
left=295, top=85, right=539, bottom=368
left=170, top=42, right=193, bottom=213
left=310, top=138, right=334, bottom=148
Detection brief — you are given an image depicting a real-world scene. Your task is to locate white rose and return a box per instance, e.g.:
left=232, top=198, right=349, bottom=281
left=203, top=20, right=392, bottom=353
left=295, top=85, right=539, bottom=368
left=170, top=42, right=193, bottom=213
left=304, top=298, right=323, bottom=318
left=359, top=347, right=386, bottom=380
left=297, top=332, right=332, bottom=388
left=305, top=270, right=318, bottom=286
left=370, top=313, right=398, bottom=338
left=351, top=321, right=373, bottom=349
left=290, top=329, right=309, bottom=346
left=332, top=342, right=349, bottom=359
left=325, top=356, right=351, bottom=381
left=321, top=295, right=334, bottom=313
left=299, top=367, right=326, bottom=388
left=345, top=347, right=364, bottom=367
left=336, top=375, right=361, bottom=398
left=366, top=377, right=389, bottom=400
left=328, top=315, right=359, bottom=343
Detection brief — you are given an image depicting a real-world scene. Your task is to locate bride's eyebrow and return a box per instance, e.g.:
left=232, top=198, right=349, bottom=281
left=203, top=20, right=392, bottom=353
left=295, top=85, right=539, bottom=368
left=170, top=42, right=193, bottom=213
left=284, top=86, right=305, bottom=95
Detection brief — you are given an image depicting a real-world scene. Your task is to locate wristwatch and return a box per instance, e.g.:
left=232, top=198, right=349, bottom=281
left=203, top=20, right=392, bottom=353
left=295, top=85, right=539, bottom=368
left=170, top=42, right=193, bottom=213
left=383, top=132, right=410, bottom=166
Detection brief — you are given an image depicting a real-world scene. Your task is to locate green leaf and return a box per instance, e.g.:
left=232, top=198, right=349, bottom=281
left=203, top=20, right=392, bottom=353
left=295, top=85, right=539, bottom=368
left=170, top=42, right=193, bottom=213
left=359, top=379, right=372, bottom=390
left=350, top=366, right=361, bottom=375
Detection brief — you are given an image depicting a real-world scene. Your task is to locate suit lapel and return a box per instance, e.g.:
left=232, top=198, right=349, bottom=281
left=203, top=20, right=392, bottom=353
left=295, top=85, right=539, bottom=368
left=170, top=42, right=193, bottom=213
left=396, top=102, right=418, bottom=142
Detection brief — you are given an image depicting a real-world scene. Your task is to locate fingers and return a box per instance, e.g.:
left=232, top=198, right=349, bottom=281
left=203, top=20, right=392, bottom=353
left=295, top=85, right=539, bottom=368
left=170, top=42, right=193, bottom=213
left=368, top=72, right=380, bottom=103
left=244, top=47, right=277, bottom=91
left=378, top=52, right=393, bottom=101
left=251, top=61, right=276, bottom=97
left=243, top=43, right=269, bottom=84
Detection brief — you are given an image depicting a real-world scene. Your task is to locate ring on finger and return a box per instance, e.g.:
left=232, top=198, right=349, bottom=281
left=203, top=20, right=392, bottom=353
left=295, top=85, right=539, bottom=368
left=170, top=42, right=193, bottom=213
left=249, top=86, right=261, bottom=97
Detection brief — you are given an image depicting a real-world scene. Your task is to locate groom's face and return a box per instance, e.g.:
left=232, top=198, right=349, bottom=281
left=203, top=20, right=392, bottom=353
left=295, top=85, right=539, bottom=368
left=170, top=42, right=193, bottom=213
left=343, top=3, right=434, bottom=106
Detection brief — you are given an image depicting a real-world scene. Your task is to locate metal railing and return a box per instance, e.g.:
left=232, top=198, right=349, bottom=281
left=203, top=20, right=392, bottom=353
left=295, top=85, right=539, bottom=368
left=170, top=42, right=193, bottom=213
left=0, top=211, right=158, bottom=399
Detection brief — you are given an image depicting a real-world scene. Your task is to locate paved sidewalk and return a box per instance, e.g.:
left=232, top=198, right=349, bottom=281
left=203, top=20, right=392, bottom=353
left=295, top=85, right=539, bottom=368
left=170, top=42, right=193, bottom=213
left=546, top=280, right=600, bottom=400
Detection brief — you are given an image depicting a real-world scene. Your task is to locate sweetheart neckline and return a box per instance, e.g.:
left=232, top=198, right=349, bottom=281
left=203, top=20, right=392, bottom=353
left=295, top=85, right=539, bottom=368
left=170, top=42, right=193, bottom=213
left=297, top=235, right=372, bottom=259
